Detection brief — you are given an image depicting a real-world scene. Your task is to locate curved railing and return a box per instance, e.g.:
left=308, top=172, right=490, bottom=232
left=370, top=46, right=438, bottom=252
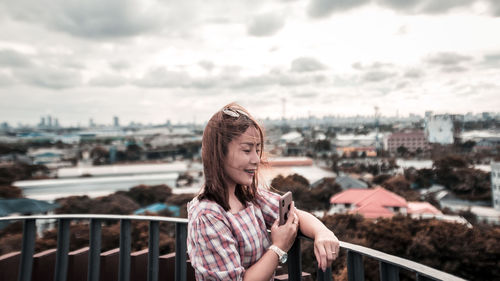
left=0, top=214, right=466, bottom=281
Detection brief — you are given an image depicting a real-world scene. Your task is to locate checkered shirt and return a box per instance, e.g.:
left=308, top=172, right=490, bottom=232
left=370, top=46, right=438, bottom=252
left=187, top=188, right=280, bottom=281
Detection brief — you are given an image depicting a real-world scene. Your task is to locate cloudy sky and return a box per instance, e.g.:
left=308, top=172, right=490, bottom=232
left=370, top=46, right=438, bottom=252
left=1, top=0, right=499, bottom=127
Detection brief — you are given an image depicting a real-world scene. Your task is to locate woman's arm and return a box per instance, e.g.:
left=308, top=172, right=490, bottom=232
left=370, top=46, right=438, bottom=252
left=296, top=209, right=340, bottom=271
left=243, top=249, right=279, bottom=281
left=243, top=205, right=299, bottom=281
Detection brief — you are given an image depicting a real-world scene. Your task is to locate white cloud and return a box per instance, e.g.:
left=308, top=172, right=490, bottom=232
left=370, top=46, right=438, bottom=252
left=0, top=49, right=32, bottom=67
left=0, top=0, right=499, bottom=125
left=426, top=52, right=473, bottom=66
left=290, top=57, right=327, bottom=72
left=247, top=12, right=286, bottom=37
left=14, top=66, right=82, bottom=89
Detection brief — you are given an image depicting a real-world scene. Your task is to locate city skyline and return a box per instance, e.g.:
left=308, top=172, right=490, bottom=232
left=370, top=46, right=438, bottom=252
left=1, top=0, right=500, bottom=125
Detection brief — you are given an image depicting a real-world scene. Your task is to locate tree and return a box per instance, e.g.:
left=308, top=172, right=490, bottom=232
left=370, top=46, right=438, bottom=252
left=118, top=184, right=173, bottom=207
left=397, top=145, right=409, bottom=157
left=319, top=214, right=500, bottom=281
left=91, top=194, right=140, bottom=214
left=381, top=175, right=420, bottom=201
left=0, top=163, right=49, bottom=185
left=0, top=185, right=23, bottom=198
left=314, top=140, right=331, bottom=152
left=271, top=174, right=311, bottom=210
left=125, top=143, right=143, bottom=161
left=432, top=155, right=491, bottom=201
left=310, top=178, right=342, bottom=210
left=90, top=146, right=109, bottom=165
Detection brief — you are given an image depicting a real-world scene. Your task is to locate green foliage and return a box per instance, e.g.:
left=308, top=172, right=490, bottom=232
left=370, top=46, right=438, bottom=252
left=55, top=193, right=139, bottom=215
left=318, top=214, right=500, bottom=281
left=0, top=185, right=23, bottom=198
left=117, top=184, right=173, bottom=207
left=0, top=163, right=49, bottom=185
left=380, top=175, right=420, bottom=201
left=0, top=143, right=27, bottom=154
left=432, top=155, right=491, bottom=201
left=271, top=174, right=341, bottom=211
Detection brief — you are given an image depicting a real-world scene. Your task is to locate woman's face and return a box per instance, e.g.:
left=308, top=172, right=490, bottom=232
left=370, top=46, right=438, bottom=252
left=224, top=126, right=261, bottom=189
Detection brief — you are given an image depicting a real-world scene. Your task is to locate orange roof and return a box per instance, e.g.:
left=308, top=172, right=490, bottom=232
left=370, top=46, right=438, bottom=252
left=330, top=187, right=408, bottom=218
left=407, top=202, right=442, bottom=215
left=330, top=187, right=407, bottom=207
left=266, top=157, right=313, bottom=167
left=351, top=201, right=394, bottom=218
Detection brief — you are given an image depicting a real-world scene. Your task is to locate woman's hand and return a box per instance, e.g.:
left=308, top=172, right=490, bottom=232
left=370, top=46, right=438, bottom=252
left=270, top=202, right=299, bottom=252
left=313, top=230, right=340, bottom=271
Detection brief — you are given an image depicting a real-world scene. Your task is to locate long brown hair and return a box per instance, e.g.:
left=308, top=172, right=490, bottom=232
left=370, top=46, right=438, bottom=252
left=198, top=102, right=265, bottom=211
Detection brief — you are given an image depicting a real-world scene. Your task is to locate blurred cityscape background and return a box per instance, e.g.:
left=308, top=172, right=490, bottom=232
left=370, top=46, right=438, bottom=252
left=1, top=0, right=500, bottom=280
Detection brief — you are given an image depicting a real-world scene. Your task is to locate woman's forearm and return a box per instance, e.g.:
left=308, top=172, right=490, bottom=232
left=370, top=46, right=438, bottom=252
left=297, top=209, right=332, bottom=238
left=243, top=249, right=279, bottom=281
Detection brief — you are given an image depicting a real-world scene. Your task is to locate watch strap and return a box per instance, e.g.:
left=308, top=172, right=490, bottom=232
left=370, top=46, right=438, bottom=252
left=269, top=245, right=287, bottom=263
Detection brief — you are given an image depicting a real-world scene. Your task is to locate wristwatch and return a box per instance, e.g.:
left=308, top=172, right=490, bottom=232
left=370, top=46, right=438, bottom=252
left=269, top=245, right=288, bottom=264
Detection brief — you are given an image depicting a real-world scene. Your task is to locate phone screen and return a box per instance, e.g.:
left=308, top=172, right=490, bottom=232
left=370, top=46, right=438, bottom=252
left=279, top=191, right=293, bottom=226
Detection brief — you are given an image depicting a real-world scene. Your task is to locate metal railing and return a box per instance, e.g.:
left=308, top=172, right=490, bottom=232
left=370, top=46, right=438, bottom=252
left=0, top=214, right=466, bottom=281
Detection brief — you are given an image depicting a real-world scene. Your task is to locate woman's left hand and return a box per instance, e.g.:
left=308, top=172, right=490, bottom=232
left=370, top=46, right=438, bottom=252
left=313, top=230, right=340, bottom=272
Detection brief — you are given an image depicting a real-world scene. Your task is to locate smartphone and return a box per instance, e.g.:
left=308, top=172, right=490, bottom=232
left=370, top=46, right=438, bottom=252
left=279, top=191, right=293, bottom=226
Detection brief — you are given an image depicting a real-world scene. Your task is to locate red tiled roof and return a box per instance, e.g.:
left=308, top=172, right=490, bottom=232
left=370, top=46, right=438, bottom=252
left=330, top=187, right=407, bottom=207
left=351, top=201, right=394, bottom=218
left=267, top=157, right=313, bottom=167
left=407, top=202, right=442, bottom=215
left=330, top=187, right=408, bottom=218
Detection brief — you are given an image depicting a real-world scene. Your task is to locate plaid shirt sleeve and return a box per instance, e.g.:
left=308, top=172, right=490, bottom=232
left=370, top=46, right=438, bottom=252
left=189, top=209, right=245, bottom=281
left=256, top=188, right=280, bottom=229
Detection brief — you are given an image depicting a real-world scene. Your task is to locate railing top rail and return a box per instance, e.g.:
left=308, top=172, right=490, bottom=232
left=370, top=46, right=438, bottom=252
left=0, top=214, right=189, bottom=224
left=339, top=241, right=467, bottom=281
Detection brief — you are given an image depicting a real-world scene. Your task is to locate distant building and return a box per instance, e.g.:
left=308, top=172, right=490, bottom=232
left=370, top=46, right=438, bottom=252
left=335, top=175, right=368, bottom=190
left=387, top=131, right=429, bottom=154
left=425, top=114, right=464, bottom=144
left=279, top=131, right=305, bottom=156
left=492, top=162, right=500, bottom=211
left=114, top=116, right=120, bottom=127
left=0, top=122, right=9, bottom=131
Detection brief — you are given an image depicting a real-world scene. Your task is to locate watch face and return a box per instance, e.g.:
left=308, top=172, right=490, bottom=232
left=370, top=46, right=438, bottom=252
left=281, top=253, right=288, bottom=264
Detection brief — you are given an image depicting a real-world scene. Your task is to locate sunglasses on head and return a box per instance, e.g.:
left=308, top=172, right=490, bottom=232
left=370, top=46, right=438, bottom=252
left=222, top=107, right=249, bottom=118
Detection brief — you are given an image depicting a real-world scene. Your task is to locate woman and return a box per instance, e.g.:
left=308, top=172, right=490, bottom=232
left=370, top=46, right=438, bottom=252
left=187, top=103, right=339, bottom=280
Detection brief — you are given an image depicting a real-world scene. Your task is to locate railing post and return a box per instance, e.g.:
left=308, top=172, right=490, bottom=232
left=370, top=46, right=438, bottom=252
left=118, top=219, right=131, bottom=281
left=147, top=221, right=159, bottom=281
left=18, top=219, right=36, bottom=281
left=317, top=266, right=332, bottom=281
left=54, top=218, right=70, bottom=281
left=175, top=223, right=187, bottom=281
left=88, top=219, right=102, bottom=281
left=380, top=261, right=399, bottom=281
left=347, top=250, right=364, bottom=281
left=287, top=237, right=301, bottom=281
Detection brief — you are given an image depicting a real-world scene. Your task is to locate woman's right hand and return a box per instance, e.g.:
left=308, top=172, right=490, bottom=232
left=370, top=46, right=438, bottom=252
left=270, top=202, right=299, bottom=252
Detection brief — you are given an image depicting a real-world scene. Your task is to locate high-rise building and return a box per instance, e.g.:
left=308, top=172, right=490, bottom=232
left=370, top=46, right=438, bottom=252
left=113, top=116, right=120, bottom=127
left=492, top=162, right=500, bottom=211
left=47, top=115, right=52, bottom=127
left=425, top=114, right=464, bottom=144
